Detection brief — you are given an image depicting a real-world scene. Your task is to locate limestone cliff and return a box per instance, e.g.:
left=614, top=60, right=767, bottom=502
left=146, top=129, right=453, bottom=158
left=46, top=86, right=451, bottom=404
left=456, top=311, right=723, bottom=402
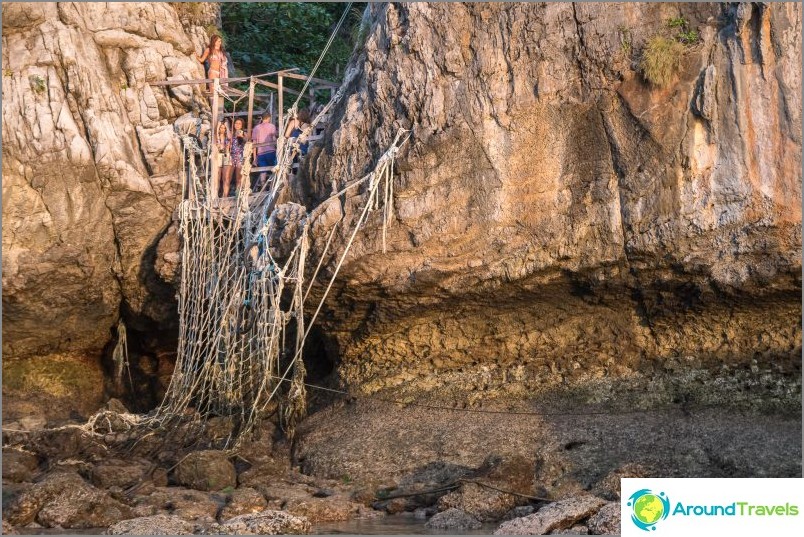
left=2, top=2, right=216, bottom=419
left=299, top=2, right=802, bottom=395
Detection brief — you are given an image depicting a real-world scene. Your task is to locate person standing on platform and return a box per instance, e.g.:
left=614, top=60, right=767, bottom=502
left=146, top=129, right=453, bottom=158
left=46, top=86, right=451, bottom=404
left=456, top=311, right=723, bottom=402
left=194, top=34, right=228, bottom=97
left=251, top=111, right=278, bottom=191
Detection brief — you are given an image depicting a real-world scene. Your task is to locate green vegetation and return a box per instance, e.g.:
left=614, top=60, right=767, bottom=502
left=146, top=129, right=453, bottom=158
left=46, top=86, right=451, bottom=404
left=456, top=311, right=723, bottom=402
left=639, top=16, right=700, bottom=87
left=28, top=74, right=46, bottom=95
left=220, top=2, right=366, bottom=83
left=618, top=26, right=632, bottom=56
left=667, top=17, right=687, bottom=29
left=677, top=29, right=700, bottom=45
left=639, top=36, right=685, bottom=87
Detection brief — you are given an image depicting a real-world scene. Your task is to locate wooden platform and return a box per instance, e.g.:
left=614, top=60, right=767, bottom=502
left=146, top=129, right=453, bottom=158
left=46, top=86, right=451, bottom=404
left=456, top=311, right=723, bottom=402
left=173, top=191, right=274, bottom=221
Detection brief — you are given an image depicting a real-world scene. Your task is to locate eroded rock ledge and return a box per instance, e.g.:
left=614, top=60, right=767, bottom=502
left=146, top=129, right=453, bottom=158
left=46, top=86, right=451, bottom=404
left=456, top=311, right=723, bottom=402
left=299, top=2, right=802, bottom=395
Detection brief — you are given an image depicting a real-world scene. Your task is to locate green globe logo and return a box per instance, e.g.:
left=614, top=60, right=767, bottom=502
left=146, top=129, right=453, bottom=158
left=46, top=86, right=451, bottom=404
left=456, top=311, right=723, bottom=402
left=628, top=489, right=670, bottom=531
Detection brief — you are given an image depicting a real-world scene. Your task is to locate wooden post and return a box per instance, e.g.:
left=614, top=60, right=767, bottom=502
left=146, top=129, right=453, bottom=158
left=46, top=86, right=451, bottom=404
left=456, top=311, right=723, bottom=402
left=277, top=74, right=284, bottom=158
left=209, top=78, right=220, bottom=200
left=246, top=76, right=255, bottom=136
left=309, top=86, right=315, bottom=111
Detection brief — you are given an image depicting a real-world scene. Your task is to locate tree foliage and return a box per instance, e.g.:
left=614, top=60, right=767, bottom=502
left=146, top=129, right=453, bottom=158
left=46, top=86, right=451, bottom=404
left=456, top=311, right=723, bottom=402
left=220, top=2, right=366, bottom=83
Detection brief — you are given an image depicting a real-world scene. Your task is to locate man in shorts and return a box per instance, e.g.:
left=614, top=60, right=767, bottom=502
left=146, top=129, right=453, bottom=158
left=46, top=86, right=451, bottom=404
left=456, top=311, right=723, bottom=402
left=251, top=111, right=277, bottom=190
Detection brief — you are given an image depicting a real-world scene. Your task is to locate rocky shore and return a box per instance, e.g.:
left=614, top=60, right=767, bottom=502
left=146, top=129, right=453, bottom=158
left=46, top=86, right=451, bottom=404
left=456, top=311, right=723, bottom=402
left=3, top=372, right=800, bottom=535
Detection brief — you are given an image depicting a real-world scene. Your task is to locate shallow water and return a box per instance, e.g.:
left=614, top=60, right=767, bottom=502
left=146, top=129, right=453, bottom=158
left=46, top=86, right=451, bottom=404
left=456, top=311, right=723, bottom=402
left=315, top=513, right=497, bottom=535
left=21, top=514, right=498, bottom=535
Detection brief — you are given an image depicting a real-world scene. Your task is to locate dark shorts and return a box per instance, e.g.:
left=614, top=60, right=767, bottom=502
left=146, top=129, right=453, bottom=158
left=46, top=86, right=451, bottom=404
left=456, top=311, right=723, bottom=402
left=256, top=151, right=276, bottom=168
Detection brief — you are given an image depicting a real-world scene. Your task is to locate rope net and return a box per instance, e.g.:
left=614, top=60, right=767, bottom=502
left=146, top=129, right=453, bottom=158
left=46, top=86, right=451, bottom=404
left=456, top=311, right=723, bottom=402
left=145, top=83, right=409, bottom=449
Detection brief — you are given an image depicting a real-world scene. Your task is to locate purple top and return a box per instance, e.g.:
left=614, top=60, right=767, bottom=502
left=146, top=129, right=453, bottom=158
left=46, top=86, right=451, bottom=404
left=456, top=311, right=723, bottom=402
left=230, top=135, right=246, bottom=164
left=251, top=121, right=277, bottom=155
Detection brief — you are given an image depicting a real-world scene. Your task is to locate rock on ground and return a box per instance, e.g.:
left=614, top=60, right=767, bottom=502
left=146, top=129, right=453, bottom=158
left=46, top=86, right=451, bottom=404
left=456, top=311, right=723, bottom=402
left=2, top=520, right=18, bottom=535
left=90, top=458, right=153, bottom=490
left=1, top=448, right=39, bottom=482
left=550, top=525, right=589, bottom=535
left=105, top=514, right=198, bottom=535
left=131, top=487, right=223, bottom=522
left=173, top=450, right=236, bottom=492
left=219, top=487, right=269, bottom=520
left=437, top=481, right=518, bottom=521
left=4, top=471, right=133, bottom=528
left=204, top=510, right=311, bottom=535
left=494, top=495, right=607, bottom=535
left=425, top=508, right=482, bottom=530
left=586, top=503, right=620, bottom=535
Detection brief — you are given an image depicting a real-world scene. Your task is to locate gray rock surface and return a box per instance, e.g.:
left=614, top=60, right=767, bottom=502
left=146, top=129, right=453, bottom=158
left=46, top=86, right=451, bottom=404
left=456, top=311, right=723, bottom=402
left=586, top=502, right=620, bottom=535
left=425, top=508, right=482, bottom=530
left=494, top=495, right=606, bottom=535
left=105, top=514, right=198, bottom=535
left=205, top=510, right=311, bottom=535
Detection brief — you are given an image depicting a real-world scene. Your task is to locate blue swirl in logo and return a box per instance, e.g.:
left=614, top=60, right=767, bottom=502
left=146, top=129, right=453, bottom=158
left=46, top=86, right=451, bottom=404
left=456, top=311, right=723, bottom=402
left=627, top=489, right=670, bottom=531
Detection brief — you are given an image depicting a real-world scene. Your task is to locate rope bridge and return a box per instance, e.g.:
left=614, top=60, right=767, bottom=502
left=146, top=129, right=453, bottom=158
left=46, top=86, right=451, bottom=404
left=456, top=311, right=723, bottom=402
left=144, top=65, right=409, bottom=448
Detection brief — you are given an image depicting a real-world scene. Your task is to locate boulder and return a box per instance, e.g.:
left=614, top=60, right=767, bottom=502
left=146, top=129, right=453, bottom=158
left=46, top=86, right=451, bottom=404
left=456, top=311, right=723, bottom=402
left=437, top=481, right=518, bottom=521
left=2, top=520, right=18, bottom=535
left=587, top=502, right=620, bottom=535
left=2, top=449, right=39, bottom=483
left=494, top=495, right=607, bottom=535
left=219, top=487, right=268, bottom=520
left=502, top=505, right=536, bottom=521
left=131, top=487, right=223, bottom=522
left=174, top=450, right=236, bottom=492
left=284, top=495, right=365, bottom=523
left=550, top=525, right=589, bottom=535
left=4, top=471, right=134, bottom=528
left=425, top=508, right=482, bottom=530
left=106, top=514, right=197, bottom=535
left=204, top=510, right=311, bottom=535
left=91, top=458, right=153, bottom=490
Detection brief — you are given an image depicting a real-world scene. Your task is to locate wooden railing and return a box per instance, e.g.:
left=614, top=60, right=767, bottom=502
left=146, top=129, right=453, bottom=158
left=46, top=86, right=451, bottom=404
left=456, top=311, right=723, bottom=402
left=152, top=68, right=338, bottom=204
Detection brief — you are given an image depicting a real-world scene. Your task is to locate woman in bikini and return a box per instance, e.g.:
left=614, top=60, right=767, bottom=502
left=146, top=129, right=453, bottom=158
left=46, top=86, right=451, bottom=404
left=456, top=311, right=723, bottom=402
left=195, top=34, right=228, bottom=95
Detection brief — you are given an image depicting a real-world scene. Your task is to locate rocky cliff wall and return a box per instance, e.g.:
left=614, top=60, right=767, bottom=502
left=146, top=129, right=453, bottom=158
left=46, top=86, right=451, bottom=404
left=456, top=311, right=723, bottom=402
left=2, top=2, right=216, bottom=420
left=299, top=2, right=802, bottom=397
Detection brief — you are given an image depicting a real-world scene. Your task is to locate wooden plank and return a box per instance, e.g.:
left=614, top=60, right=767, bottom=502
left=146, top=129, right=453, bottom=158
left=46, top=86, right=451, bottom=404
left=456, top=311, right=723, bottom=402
left=278, top=74, right=284, bottom=158
left=246, top=77, right=255, bottom=135
left=253, top=78, right=302, bottom=97
left=209, top=78, right=221, bottom=201
left=281, top=71, right=339, bottom=88
left=151, top=69, right=301, bottom=87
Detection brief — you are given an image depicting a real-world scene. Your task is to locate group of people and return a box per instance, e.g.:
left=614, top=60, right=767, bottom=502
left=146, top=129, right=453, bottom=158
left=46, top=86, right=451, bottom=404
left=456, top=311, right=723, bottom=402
left=212, top=110, right=313, bottom=198
left=195, top=35, right=315, bottom=198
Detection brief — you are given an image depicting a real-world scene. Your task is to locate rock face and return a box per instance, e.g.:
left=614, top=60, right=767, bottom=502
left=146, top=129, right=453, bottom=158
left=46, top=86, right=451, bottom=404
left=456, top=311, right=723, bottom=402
left=300, top=2, right=801, bottom=396
left=1, top=2, right=216, bottom=420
